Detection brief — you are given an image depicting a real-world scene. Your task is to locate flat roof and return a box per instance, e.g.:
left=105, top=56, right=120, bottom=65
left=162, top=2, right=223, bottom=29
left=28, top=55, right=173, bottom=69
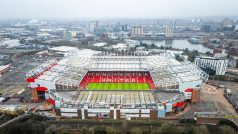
left=93, top=42, right=107, bottom=47
left=0, top=64, right=10, bottom=71
left=49, top=46, right=77, bottom=52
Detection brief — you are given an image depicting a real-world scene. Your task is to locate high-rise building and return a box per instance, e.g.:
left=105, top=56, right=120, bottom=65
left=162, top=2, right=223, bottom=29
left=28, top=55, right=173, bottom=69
left=197, top=19, right=200, bottom=23
left=223, top=18, right=230, bottom=27
left=95, top=21, right=99, bottom=29
left=131, top=26, right=143, bottom=37
left=192, top=19, right=200, bottom=23
left=156, top=21, right=160, bottom=27
left=165, top=26, right=173, bottom=38
left=89, top=21, right=99, bottom=33
left=121, top=24, right=128, bottom=32
left=89, top=22, right=95, bottom=33
left=200, top=24, right=212, bottom=33
left=235, top=25, right=238, bottom=32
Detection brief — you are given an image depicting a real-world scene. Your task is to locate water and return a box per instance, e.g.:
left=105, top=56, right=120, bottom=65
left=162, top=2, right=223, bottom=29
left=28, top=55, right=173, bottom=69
left=142, top=40, right=212, bottom=53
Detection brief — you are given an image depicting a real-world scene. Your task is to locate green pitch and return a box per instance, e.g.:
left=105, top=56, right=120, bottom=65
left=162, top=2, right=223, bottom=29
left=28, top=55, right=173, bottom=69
left=87, top=83, right=150, bottom=90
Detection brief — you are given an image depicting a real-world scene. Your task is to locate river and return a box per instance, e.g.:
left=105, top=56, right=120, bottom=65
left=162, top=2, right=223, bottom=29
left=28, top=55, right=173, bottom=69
left=142, top=40, right=212, bottom=53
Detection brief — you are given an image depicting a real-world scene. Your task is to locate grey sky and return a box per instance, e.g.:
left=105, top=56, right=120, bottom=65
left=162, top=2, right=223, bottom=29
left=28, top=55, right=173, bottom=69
left=0, top=0, right=238, bottom=19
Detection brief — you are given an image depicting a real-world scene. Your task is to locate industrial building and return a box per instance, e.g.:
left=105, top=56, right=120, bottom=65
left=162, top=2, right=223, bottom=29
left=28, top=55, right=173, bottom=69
left=195, top=57, right=228, bottom=75
left=0, top=64, right=11, bottom=76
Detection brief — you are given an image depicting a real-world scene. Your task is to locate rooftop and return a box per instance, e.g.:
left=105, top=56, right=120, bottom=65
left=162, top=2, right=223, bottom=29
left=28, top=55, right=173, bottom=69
left=49, top=46, right=78, bottom=52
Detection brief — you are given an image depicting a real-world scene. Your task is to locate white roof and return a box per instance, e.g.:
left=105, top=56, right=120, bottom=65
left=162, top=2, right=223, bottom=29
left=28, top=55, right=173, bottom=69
left=93, top=42, right=107, bottom=47
left=49, top=46, right=77, bottom=52
left=112, top=43, right=128, bottom=49
left=0, top=64, right=10, bottom=71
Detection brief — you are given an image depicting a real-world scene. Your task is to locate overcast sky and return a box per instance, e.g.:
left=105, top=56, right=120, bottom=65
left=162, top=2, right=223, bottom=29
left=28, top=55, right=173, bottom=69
left=0, top=0, right=238, bottom=19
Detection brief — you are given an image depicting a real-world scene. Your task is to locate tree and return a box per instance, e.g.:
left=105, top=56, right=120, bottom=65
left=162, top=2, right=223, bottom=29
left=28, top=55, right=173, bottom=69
left=175, top=55, right=184, bottom=62
left=142, top=128, right=150, bottom=134
left=217, top=125, right=236, bottom=134
left=81, top=127, right=90, bottom=134
left=188, top=53, right=196, bottom=62
left=194, top=126, right=210, bottom=134
left=131, top=127, right=143, bottom=134
left=44, top=125, right=57, bottom=134
left=122, top=120, right=127, bottom=129
left=192, top=50, right=199, bottom=55
left=94, top=126, right=107, bottom=134
left=1, top=117, right=48, bottom=134
left=206, top=51, right=212, bottom=56
left=160, top=45, right=164, bottom=49
left=184, top=48, right=189, bottom=55
left=88, top=127, right=95, bottom=134
left=156, top=123, right=180, bottom=134
left=106, top=127, right=118, bottom=134
left=141, top=43, right=146, bottom=47
left=151, top=43, right=158, bottom=49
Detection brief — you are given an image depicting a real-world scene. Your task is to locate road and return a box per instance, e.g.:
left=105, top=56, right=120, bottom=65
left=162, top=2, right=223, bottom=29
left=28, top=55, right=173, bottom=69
left=0, top=49, right=34, bottom=54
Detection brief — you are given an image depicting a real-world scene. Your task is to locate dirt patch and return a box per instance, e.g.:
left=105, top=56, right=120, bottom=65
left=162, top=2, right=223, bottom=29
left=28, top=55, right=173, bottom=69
left=202, top=84, right=218, bottom=94
left=200, top=84, right=236, bottom=115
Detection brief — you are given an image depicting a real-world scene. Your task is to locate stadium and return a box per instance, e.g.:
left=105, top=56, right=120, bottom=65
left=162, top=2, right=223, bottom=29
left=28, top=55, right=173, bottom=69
left=26, top=49, right=208, bottom=119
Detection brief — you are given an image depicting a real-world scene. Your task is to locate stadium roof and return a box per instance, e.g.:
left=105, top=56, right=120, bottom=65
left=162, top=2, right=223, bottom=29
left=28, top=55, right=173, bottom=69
left=26, top=49, right=208, bottom=91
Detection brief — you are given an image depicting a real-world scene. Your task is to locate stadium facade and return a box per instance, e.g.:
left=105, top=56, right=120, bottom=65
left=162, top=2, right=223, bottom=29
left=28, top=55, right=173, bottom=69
left=26, top=49, right=208, bottom=119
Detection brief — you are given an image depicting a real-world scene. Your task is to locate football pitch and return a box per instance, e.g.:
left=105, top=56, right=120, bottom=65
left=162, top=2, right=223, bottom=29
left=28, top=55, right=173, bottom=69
left=87, top=83, right=150, bottom=90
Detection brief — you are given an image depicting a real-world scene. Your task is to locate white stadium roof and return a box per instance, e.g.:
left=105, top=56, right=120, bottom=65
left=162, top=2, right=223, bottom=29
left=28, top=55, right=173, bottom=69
left=27, top=49, right=208, bottom=92
left=26, top=49, right=209, bottom=108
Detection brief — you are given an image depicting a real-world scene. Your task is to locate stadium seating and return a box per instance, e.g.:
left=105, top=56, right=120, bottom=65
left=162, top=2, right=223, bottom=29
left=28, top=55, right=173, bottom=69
left=79, top=71, right=156, bottom=90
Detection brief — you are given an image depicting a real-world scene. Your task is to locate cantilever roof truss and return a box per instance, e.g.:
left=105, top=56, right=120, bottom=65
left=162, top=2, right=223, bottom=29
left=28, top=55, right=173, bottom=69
left=27, top=50, right=208, bottom=91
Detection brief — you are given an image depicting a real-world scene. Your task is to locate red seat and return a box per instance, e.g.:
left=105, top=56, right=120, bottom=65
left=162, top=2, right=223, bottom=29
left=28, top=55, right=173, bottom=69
left=79, top=71, right=156, bottom=90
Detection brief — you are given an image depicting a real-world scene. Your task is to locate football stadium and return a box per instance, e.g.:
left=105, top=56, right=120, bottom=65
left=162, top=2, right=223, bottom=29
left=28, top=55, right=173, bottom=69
left=26, top=49, right=208, bottom=119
